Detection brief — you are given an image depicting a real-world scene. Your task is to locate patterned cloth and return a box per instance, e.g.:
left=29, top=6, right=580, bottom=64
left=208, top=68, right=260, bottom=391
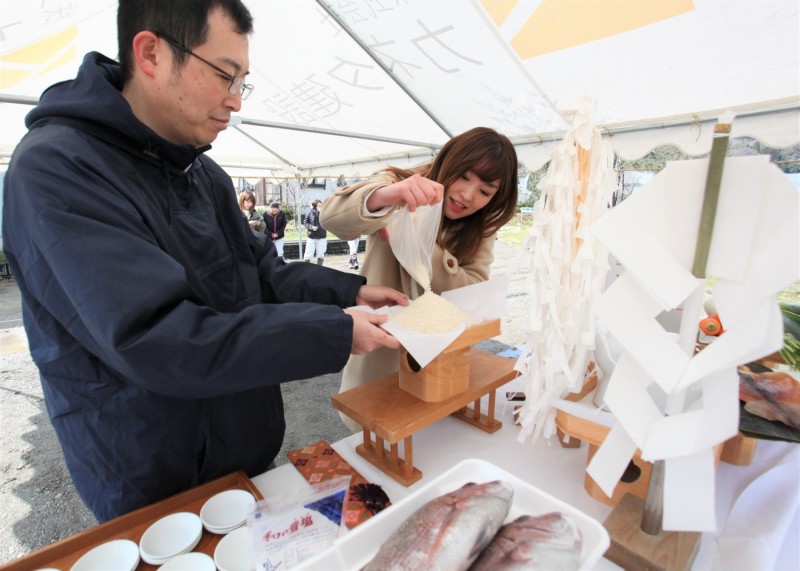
left=287, top=440, right=391, bottom=529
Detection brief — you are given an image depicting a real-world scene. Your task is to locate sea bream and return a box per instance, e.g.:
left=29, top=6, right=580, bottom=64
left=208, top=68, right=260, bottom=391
left=469, top=512, right=582, bottom=570
left=363, top=480, right=513, bottom=571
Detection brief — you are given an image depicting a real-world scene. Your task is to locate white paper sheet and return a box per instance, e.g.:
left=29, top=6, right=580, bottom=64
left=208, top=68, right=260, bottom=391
left=591, top=181, right=700, bottom=309
left=660, top=156, right=768, bottom=281
left=587, top=157, right=800, bottom=532
left=664, top=448, right=717, bottom=531
left=585, top=422, right=639, bottom=498
left=603, top=352, right=663, bottom=451
left=378, top=278, right=508, bottom=369
left=442, top=276, right=508, bottom=321
left=597, top=274, right=690, bottom=394
left=642, top=369, right=739, bottom=461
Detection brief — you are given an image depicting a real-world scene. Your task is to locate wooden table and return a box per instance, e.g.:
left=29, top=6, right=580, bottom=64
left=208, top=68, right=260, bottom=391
left=331, top=349, right=518, bottom=486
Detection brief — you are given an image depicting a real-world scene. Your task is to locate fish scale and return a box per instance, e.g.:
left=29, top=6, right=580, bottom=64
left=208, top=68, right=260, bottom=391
left=469, top=512, right=582, bottom=570
left=364, top=481, right=513, bottom=571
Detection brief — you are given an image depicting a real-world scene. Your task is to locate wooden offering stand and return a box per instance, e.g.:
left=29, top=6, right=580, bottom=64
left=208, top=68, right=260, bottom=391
left=332, top=319, right=517, bottom=486
left=557, top=407, right=705, bottom=570
left=555, top=370, right=766, bottom=571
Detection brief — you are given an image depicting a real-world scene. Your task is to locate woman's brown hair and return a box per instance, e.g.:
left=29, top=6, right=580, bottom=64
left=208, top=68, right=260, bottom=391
left=238, top=190, right=256, bottom=212
left=384, top=127, right=518, bottom=261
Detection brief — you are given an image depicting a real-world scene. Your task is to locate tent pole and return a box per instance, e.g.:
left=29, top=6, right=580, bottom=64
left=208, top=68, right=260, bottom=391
left=232, top=126, right=297, bottom=172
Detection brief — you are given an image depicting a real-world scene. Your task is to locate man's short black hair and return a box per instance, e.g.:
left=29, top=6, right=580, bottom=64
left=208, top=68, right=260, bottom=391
left=117, top=0, right=253, bottom=85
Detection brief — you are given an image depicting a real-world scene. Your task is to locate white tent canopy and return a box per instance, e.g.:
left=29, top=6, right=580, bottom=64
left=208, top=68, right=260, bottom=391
left=1, top=0, right=798, bottom=178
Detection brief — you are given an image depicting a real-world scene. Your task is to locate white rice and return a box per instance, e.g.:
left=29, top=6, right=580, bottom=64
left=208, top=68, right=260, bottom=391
left=391, top=291, right=470, bottom=334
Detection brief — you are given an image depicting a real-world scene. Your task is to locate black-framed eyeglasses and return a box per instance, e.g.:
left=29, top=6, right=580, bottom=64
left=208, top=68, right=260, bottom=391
left=154, top=31, right=253, bottom=100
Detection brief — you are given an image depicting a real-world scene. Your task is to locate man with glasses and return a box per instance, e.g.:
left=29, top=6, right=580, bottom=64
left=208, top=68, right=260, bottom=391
left=2, top=0, right=406, bottom=522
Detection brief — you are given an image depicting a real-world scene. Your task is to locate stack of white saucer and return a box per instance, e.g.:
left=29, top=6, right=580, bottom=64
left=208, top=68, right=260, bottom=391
left=199, top=489, right=256, bottom=534
left=138, top=512, right=203, bottom=565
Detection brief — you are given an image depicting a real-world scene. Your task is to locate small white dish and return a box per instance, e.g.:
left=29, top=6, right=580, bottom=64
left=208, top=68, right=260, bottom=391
left=138, top=512, right=202, bottom=565
left=204, top=519, right=246, bottom=535
left=200, top=489, right=256, bottom=534
left=70, top=539, right=139, bottom=571
left=158, top=551, right=216, bottom=571
left=214, top=525, right=252, bottom=571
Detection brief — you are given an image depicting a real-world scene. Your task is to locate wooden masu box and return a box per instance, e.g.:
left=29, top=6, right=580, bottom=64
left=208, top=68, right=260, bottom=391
left=398, top=318, right=501, bottom=402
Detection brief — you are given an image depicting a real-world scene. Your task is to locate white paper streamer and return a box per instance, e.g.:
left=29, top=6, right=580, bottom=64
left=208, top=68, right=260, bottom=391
left=515, top=97, right=616, bottom=442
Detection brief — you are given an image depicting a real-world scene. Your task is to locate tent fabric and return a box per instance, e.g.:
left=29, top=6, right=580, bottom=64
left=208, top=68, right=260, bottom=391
left=1, top=0, right=798, bottom=178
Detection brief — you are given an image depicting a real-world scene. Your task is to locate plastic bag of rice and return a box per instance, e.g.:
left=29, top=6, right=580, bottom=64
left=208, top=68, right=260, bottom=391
left=391, top=291, right=471, bottom=334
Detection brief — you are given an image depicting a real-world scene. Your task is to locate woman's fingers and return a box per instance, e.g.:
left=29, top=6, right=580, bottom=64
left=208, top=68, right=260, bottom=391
left=400, top=175, right=444, bottom=211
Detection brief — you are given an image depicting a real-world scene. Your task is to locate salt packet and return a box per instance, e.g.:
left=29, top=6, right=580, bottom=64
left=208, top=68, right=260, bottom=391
left=247, top=476, right=351, bottom=570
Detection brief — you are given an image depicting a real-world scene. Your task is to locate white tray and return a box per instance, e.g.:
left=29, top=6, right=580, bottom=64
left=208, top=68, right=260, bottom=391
left=294, top=458, right=610, bottom=570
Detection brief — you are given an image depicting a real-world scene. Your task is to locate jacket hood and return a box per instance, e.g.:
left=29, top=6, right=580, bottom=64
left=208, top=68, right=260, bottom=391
left=26, top=51, right=206, bottom=169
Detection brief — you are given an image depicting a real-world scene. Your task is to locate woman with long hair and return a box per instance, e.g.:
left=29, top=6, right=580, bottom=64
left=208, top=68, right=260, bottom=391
left=322, top=126, right=518, bottom=430
left=238, top=190, right=265, bottom=235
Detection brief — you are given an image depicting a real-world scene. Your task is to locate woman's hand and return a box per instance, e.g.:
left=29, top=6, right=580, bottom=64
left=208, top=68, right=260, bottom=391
left=366, top=174, right=444, bottom=213
left=355, top=285, right=409, bottom=309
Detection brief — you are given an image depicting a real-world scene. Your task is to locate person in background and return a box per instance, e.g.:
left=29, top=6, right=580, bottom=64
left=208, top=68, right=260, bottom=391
left=303, top=199, right=327, bottom=265
left=239, top=189, right=265, bottom=235
left=1, top=0, right=406, bottom=522
left=264, top=201, right=287, bottom=257
left=322, top=127, right=518, bottom=431
left=348, top=236, right=361, bottom=270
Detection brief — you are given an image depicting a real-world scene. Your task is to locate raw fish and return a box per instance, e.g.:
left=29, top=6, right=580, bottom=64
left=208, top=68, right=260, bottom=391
left=364, top=481, right=513, bottom=571
left=738, top=366, right=800, bottom=430
left=469, top=512, right=582, bottom=570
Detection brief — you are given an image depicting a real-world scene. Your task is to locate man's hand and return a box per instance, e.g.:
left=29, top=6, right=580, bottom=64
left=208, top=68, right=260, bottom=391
left=355, top=285, right=409, bottom=309
left=344, top=309, right=400, bottom=354
left=366, top=174, right=444, bottom=213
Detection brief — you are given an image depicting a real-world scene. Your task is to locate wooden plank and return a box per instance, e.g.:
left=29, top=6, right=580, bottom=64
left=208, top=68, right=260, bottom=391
left=442, top=319, right=501, bottom=353
left=556, top=426, right=582, bottom=448
left=555, top=412, right=611, bottom=446
left=3, top=471, right=262, bottom=571
left=354, top=442, right=422, bottom=487
left=604, top=494, right=700, bottom=571
left=403, top=438, right=414, bottom=479
left=451, top=407, right=503, bottom=434
left=719, top=431, right=758, bottom=466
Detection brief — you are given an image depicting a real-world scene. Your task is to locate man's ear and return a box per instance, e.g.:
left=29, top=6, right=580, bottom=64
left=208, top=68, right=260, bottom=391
left=130, top=31, right=162, bottom=79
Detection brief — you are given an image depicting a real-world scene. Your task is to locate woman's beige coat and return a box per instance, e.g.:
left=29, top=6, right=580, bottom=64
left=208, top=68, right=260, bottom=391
left=322, top=174, right=496, bottom=431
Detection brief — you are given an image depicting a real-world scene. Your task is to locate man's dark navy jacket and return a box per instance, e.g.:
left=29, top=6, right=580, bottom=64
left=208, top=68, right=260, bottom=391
left=2, top=52, right=365, bottom=521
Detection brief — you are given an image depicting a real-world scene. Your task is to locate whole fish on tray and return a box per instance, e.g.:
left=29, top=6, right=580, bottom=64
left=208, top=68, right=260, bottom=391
left=363, top=480, right=513, bottom=571
left=469, top=512, right=582, bottom=570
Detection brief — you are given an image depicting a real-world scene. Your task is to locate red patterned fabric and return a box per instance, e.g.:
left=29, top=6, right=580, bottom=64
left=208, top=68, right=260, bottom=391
left=287, top=440, right=391, bottom=529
